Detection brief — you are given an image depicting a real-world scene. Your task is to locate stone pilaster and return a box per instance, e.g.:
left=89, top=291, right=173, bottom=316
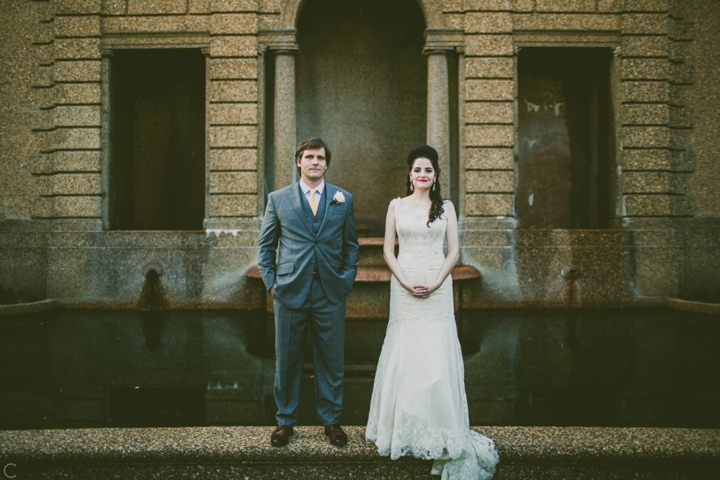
left=462, top=4, right=514, bottom=224
left=424, top=29, right=462, bottom=203
left=259, top=29, right=298, bottom=191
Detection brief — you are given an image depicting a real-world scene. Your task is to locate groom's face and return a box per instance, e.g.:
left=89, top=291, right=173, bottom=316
left=296, top=147, right=328, bottom=184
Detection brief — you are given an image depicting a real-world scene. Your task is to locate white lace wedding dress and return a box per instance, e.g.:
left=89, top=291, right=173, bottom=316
left=366, top=198, right=498, bottom=479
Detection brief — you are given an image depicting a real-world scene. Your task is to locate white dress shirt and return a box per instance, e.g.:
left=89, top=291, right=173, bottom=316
left=299, top=178, right=325, bottom=206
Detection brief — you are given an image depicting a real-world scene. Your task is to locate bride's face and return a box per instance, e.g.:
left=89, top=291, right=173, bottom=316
left=409, top=157, right=436, bottom=192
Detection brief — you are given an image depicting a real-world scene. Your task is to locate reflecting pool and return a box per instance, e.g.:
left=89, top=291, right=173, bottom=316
left=1, top=308, right=718, bottom=429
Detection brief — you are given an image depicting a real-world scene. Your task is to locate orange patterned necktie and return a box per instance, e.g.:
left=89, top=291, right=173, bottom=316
left=309, top=188, right=318, bottom=215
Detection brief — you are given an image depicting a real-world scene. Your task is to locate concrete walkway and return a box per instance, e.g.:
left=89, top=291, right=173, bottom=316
left=2, top=426, right=719, bottom=479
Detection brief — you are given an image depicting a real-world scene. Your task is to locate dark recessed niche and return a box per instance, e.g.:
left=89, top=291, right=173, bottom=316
left=109, top=49, right=206, bottom=231
left=517, top=48, right=615, bottom=229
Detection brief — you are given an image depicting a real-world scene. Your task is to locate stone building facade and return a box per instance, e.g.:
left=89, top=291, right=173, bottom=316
left=1, top=0, right=718, bottom=308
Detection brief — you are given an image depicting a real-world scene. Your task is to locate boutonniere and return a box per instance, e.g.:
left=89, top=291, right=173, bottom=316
left=332, top=191, right=345, bottom=204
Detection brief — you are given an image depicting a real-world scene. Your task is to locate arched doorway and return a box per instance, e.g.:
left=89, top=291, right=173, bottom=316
left=296, top=0, right=427, bottom=235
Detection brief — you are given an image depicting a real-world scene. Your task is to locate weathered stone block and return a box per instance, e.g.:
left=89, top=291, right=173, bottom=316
left=31, top=109, right=55, bottom=132
left=465, top=57, right=514, bottom=79
left=209, top=194, right=257, bottom=217
left=102, top=0, right=127, bottom=15
left=32, top=196, right=102, bottom=218
left=624, top=194, right=692, bottom=216
left=671, top=19, right=694, bottom=41
left=445, top=13, right=465, bottom=30
left=512, top=0, right=534, bottom=12
left=210, top=35, right=258, bottom=57
left=465, top=102, right=514, bottom=124
left=55, top=16, right=101, bottom=38
left=621, top=171, right=686, bottom=194
left=465, top=193, right=513, bottom=216
left=465, top=125, right=514, bottom=147
left=513, top=14, right=620, bottom=31
left=56, top=0, right=102, bottom=14
left=32, top=87, right=54, bottom=110
left=443, top=0, right=465, bottom=13
left=669, top=105, right=691, bottom=128
left=53, top=151, right=102, bottom=172
left=38, top=174, right=101, bottom=196
left=621, top=35, right=669, bottom=57
left=55, top=106, right=101, bottom=127
left=258, top=12, right=280, bottom=30
left=670, top=63, right=693, bottom=85
left=669, top=40, right=690, bottom=62
left=669, top=128, right=690, bottom=151
left=55, top=38, right=101, bottom=60
left=211, top=13, right=257, bottom=34
left=465, top=35, right=513, bottom=56
left=55, top=83, right=102, bottom=105
left=209, top=148, right=257, bottom=171
left=260, top=0, right=282, bottom=14
left=466, top=0, right=510, bottom=11
left=622, top=126, right=670, bottom=148
left=211, top=0, right=258, bottom=12
left=32, top=1, right=55, bottom=23
left=622, top=58, right=669, bottom=80
left=623, top=0, right=669, bottom=12
left=209, top=172, right=257, bottom=193
left=32, top=22, right=54, bottom=45
left=622, top=104, right=669, bottom=125
left=621, top=149, right=671, bottom=171
left=466, top=148, right=514, bottom=170
left=32, top=66, right=54, bottom=88
left=466, top=79, right=513, bottom=101
left=209, top=126, right=257, bottom=148
left=127, top=0, right=186, bottom=15
left=622, top=14, right=668, bottom=35
left=209, top=80, right=257, bottom=102
left=102, top=15, right=208, bottom=33
left=622, top=81, right=669, bottom=102
left=52, top=128, right=102, bottom=150
left=35, top=44, right=55, bottom=65
left=209, top=103, right=258, bottom=125
left=670, top=150, right=694, bottom=172
left=535, top=0, right=596, bottom=12
left=55, top=60, right=101, bottom=82
left=669, top=84, right=689, bottom=107
left=189, top=0, right=212, bottom=14
left=209, top=58, right=257, bottom=79
left=466, top=171, right=514, bottom=193
left=466, top=13, right=512, bottom=33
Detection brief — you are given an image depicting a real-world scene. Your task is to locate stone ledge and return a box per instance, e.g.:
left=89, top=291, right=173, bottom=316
left=0, top=426, right=718, bottom=479
left=667, top=298, right=720, bottom=315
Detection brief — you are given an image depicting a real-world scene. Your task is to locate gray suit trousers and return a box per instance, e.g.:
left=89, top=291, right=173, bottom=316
left=274, top=277, right=345, bottom=426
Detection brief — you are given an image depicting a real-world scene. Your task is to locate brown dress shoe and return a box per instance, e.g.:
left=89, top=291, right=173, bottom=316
left=271, top=425, right=294, bottom=447
left=324, top=424, right=347, bottom=446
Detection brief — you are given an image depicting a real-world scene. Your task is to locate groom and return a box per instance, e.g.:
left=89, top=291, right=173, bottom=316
left=258, top=137, right=359, bottom=447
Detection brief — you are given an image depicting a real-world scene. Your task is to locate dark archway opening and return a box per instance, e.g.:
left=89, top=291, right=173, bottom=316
left=296, top=0, right=427, bottom=236
left=109, top=49, right=206, bottom=231
left=517, top=48, right=615, bottom=229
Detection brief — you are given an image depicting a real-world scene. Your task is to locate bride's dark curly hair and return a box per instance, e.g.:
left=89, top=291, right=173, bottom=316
left=405, top=144, right=445, bottom=227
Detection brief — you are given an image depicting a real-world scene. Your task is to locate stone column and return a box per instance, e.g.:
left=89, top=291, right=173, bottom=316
left=425, top=47, right=452, bottom=198
left=273, top=49, right=298, bottom=189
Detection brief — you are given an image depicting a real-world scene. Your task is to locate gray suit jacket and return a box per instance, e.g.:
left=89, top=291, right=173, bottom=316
left=258, top=182, right=360, bottom=309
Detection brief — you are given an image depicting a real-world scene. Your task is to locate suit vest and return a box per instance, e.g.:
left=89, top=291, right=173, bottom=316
left=299, top=184, right=327, bottom=272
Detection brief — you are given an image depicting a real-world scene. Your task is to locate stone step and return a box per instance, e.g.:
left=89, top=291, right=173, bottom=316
left=1, top=426, right=718, bottom=479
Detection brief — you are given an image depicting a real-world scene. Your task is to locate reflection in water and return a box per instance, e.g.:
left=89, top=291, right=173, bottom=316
left=0, top=308, right=718, bottom=430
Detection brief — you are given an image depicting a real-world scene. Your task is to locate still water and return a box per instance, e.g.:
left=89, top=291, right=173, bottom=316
left=1, top=308, right=718, bottom=430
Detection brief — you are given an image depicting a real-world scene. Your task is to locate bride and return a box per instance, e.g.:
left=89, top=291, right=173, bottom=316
left=366, top=145, right=498, bottom=479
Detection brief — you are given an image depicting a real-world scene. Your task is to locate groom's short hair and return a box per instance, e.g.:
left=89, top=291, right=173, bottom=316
left=295, top=137, right=332, bottom=166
